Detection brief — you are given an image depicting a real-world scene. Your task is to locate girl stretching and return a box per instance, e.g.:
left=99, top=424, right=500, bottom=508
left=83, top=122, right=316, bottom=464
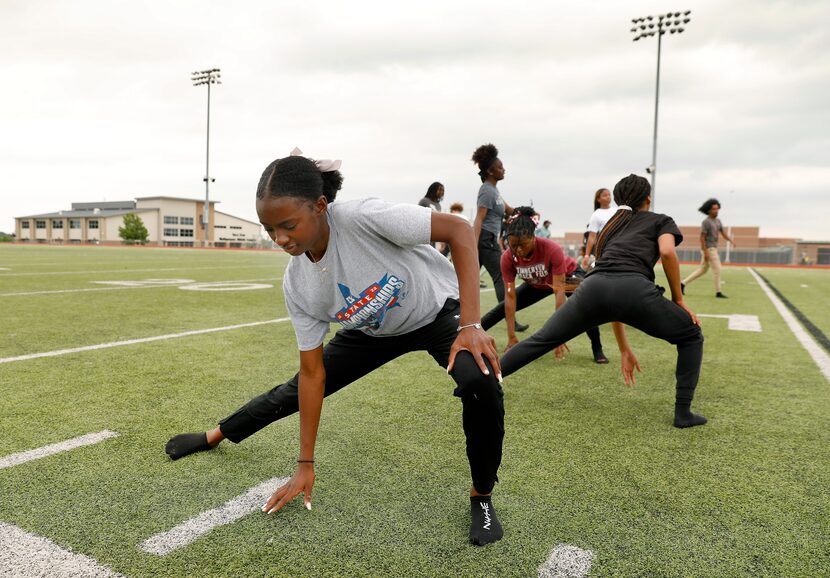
left=480, top=207, right=608, bottom=364
left=500, top=175, right=707, bottom=428
left=165, top=153, right=505, bottom=545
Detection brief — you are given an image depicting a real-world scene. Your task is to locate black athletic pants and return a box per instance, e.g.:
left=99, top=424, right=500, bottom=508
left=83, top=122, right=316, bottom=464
left=500, top=273, right=704, bottom=405
left=480, top=283, right=604, bottom=352
left=218, top=299, right=504, bottom=494
left=478, top=230, right=505, bottom=302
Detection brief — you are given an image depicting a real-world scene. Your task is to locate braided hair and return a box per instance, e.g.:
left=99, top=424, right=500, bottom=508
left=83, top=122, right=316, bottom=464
left=256, top=155, right=343, bottom=203
left=505, top=206, right=539, bottom=239
left=471, top=143, right=499, bottom=183
left=698, top=198, right=720, bottom=214
left=593, top=174, right=650, bottom=259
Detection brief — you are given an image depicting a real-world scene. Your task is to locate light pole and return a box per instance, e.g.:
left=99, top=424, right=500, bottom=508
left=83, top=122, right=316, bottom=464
left=191, top=68, right=221, bottom=247
left=630, top=11, right=691, bottom=210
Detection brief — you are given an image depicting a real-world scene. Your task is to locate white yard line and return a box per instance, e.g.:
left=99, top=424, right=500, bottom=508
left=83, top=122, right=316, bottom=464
left=0, top=264, right=277, bottom=277
left=538, top=544, right=594, bottom=578
left=140, top=476, right=290, bottom=556
left=697, top=313, right=762, bottom=332
left=0, top=522, right=125, bottom=577
left=749, top=268, right=830, bottom=382
left=0, top=318, right=290, bottom=365
left=0, top=431, right=120, bottom=470
left=0, top=277, right=282, bottom=297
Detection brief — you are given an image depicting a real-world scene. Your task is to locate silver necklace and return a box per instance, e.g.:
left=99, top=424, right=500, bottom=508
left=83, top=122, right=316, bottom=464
left=307, top=250, right=328, bottom=274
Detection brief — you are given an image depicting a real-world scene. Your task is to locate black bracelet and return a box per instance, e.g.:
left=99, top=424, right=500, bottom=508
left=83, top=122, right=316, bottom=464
left=297, top=459, right=314, bottom=463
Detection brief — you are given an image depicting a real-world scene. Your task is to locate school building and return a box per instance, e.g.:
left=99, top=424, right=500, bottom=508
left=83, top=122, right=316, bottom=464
left=557, top=225, right=830, bottom=265
left=14, top=196, right=264, bottom=248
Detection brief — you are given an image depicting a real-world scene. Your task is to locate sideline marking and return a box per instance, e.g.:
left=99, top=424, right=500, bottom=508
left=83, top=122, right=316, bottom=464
left=749, top=268, right=830, bottom=382
left=0, top=276, right=281, bottom=297
left=0, top=522, right=125, bottom=578
left=140, top=476, right=290, bottom=556
left=697, top=313, right=762, bottom=332
left=0, top=318, right=290, bottom=365
left=0, top=264, right=276, bottom=277
left=93, top=278, right=195, bottom=287
left=179, top=282, right=273, bottom=292
left=538, top=544, right=594, bottom=578
left=0, top=430, right=120, bottom=470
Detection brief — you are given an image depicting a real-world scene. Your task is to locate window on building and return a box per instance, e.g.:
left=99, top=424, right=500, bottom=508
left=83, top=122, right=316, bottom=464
left=22, top=221, right=30, bottom=229
left=214, top=225, right=226, bottom=229
left=164, top=216, right=179, bottom=225
left=52, top=220, right=64, bottom=229
left=69, top=219, right=81, bottom=229
left=36, top=220, right=46, bottom=229
left=230, top=225, right=242, bottom=230
left=164, top=228, right=179, bottom=237
left=89, top=220, right=99, bottom=229
left=180, top=217, right=194, bottom=225
left=180, top=229, right=194, bottom=237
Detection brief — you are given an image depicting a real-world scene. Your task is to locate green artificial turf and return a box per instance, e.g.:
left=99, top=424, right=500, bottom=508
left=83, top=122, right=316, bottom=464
left=0, top=245, right=828, bottom=577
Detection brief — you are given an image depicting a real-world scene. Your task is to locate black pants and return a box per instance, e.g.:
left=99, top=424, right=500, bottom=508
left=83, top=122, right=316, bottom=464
left=478, top=230, right=505, bottom=302
left=480, top=283, right=604, bottom=352
left=219, top=299, right=504, bottom=494
left=501, top=273, right=703, bottom=405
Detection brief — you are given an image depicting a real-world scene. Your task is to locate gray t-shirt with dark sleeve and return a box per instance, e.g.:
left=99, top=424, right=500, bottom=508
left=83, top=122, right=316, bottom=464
left=701, top=217, right=723, bottom=248
left=477, top=182, right=505, bottom=236
left=282, top=198, right=459, bottom=351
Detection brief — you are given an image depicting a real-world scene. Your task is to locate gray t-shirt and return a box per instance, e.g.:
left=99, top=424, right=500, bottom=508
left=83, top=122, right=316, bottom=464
left=282, top=198, right=459, bottom=351
left=702, top=217, right=723, bottom=248
left=477, top=182, right=505, bottom=236
left=418, top=197, right=441, bottom=212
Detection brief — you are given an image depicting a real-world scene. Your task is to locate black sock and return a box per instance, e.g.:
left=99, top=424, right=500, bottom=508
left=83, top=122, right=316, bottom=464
left=165, top=432, right=212, bottom=460
left=673, top=404, right=707, bottom=428
left=469, top=496, right=503, bottom=546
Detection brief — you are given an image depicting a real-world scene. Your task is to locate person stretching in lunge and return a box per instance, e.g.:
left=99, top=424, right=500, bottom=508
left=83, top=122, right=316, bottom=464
left=480, top=207, right=608, bottom=364
left=500, top=175, right=707, bottom=429
left=165, top=151, right=505, bottom=545
left=681, top=198, right=735, bottom=299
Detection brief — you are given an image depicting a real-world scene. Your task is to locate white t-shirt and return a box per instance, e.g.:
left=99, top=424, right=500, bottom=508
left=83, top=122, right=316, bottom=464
left=282, top=198, right=459, bottom=351
left=587, top=206, right=618, bottom=233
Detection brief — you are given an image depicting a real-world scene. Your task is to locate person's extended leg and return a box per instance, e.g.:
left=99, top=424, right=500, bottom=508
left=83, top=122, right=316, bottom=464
left=585, top=326, right=608, bottom=364
left=501, top=277, right=611, bottom=378
left=682, top=255, right=709, bottom=286
left=481, top=284, right=550, bottom=330
left=165, top=329, right=407, bottom=459
left=709, top=248, right=725, bottom=296
left=424, top=301, right=505, bottom=546
left=614, top=278, right=706, bottom=428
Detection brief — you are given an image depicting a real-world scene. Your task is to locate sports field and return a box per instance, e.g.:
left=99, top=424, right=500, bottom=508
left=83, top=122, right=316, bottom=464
left=1, top=244, right=828, bottom=577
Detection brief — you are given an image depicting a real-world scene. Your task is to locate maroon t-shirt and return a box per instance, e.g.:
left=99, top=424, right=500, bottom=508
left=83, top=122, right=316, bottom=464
left=501, top=237, right=576, bottom=289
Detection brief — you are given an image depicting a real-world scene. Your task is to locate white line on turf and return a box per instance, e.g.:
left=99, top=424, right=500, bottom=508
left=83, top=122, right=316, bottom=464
left=0, top=522, right=125, bottom=578
left=538, top=544, right=594, bottom=578
left=0, top=318, right=290, bottom=365
left=749, top=268, right=830, bottom=382
left=0, top=264, right=277, bottom=277
left=697, top=313, right=762, bottom=332
left=0, top=277, right=282, bottom=297
left=0, top=430, right=120, bottom=470
left=139, top=476, right=290, bottom=556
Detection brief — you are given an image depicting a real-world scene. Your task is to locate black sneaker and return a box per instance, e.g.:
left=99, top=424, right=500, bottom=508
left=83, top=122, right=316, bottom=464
left=681, top=282, right=685, bottom=295
left=515, top=322, right=529, bottom=333
left=716, top=292, right=728, bottom=298
left=593, top=350, right=609, bottom=364
left=479, top=280, right=487, bottom=288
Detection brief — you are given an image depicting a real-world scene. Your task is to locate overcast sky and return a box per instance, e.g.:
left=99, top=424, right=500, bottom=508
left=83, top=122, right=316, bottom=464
left=1, top=0, right=828, bottom=240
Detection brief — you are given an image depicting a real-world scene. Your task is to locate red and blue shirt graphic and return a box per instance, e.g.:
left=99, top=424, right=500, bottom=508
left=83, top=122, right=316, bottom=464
left=333, top=273, right=406, bottom=331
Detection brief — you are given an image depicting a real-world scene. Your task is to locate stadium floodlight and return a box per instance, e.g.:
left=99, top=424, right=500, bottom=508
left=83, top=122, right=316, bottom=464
left=628, top=11, right=691, bottom=210
left=191, top=67, right=222, bottom=247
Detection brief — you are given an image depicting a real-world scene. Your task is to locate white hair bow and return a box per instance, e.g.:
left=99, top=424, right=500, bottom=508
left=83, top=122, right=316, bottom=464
left=290, top=147, right=342, bottom=172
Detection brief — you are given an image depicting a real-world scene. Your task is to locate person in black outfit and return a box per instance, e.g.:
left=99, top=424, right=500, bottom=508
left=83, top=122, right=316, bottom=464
left=500, top=174, right=707, bottom=428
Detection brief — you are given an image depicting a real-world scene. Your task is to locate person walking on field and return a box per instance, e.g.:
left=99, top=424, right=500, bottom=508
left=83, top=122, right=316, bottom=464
left=165, top=151, right=505, bottom=546
left=682, top=198, right=735, bottom=298
left=535, top=219, right=552, bottom=239
left=471, top=143, right=527, bottom=332
left=419, top=181, right=447, bottom=254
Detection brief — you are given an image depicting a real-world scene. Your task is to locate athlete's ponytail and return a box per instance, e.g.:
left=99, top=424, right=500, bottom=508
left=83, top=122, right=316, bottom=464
left=593, top=174, right=650, bottom=259
left=256, top=155, right=343, bottom=203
